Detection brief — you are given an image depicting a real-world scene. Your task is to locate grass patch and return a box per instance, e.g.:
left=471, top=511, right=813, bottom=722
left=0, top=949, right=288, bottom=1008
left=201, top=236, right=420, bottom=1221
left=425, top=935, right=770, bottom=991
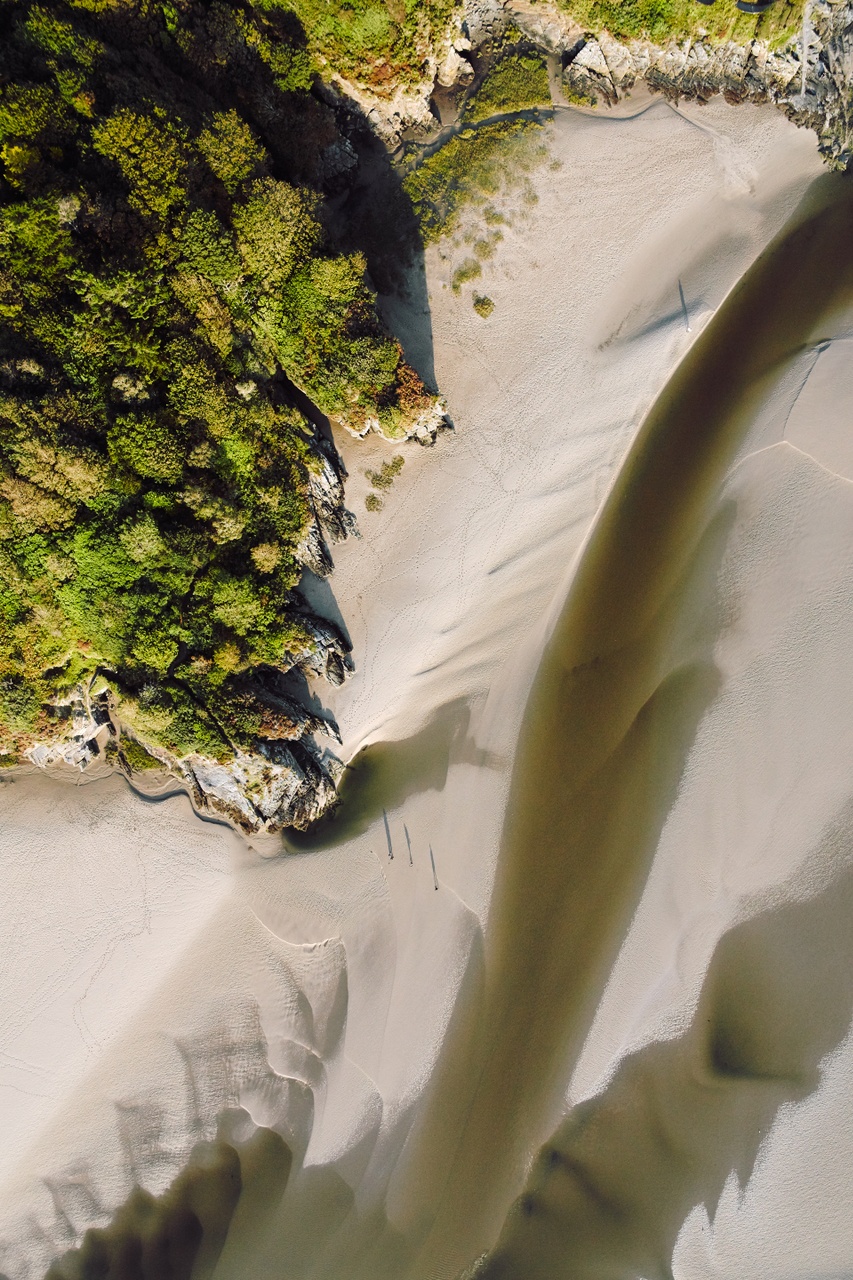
left=365, top=492, right=383, bottom=512
left=473, top=295, right=494, bottom=318
left=120, top=736, right=160, bottom=771
left=366, top=454, right=405, bottom=489
left=559, top=0, right=805, bottom=47
left=451, top=258, right=482, bottom=292
left=464, top=54, right=552, bottom=122
left=404, top=119, right=548, bottom=243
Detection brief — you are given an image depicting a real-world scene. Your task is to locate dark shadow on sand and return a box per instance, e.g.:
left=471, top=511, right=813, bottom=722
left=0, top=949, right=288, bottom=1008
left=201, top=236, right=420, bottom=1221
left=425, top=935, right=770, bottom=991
left=481, top=822, right=853, bottom=1279
left=287, top=697, right=501, bottom=851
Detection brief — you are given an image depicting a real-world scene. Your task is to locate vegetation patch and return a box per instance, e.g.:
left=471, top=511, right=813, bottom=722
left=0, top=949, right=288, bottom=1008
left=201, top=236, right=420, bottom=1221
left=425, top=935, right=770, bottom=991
left=464, top=53, right=551, bottom=122
left=364, top=492, right=383, bottom=512
left=403, top=119, right=547, bottom=242
left=0, top=0, right=434, bottom=766
left=366, top=454, right=405, bottom=490
left=473, top=294, right=494, bottom=318
left=120, top=736, right=160, bottom=772
left=563, top=84, right=598, bottom=107
left=269, top=0, right=458, bottom=88
left=451, top=257, right=482, bottom=292
left=559, top=0, right=805, bottom=47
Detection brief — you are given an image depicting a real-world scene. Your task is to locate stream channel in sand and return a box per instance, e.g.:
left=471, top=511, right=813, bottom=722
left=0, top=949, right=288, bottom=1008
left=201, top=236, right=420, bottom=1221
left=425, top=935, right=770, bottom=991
left=265, top=166, right=853, bottom=1280
left=383, top=170, right=853, bottom=1279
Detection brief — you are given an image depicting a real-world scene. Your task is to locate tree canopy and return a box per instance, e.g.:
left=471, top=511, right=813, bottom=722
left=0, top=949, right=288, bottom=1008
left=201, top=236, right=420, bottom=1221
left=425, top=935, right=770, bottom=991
left=0, top=0, right=433, bottom=765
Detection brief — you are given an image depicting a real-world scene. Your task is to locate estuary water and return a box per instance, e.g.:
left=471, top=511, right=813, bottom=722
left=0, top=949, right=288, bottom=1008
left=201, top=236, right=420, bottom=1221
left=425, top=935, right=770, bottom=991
left=404, top=170, right=853, bottom=1279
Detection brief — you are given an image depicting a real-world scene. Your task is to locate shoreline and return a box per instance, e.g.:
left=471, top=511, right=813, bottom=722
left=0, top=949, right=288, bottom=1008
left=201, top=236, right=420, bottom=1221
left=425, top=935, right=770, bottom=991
left=0, top=99, right=838, bottom=1278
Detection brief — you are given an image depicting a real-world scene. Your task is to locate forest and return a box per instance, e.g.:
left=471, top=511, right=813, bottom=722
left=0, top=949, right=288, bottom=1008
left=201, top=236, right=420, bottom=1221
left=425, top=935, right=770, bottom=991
left=0, top=0, right=438, bottom=766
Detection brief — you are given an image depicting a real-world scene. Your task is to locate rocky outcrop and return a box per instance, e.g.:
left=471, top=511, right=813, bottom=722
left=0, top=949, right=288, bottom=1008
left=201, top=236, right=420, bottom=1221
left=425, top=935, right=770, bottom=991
left=26, top=685, right=112, bottom=771
left=25, top=652, right=349, bottom=835
left=179, top=738, right=342, bottom=833
left=323, top=0, right=853, bottom=171
left=559, top=1, right=853, bottom=170
left=287, top=609, right=355, bottom=687
left=345, top=396, right=454, bottom=446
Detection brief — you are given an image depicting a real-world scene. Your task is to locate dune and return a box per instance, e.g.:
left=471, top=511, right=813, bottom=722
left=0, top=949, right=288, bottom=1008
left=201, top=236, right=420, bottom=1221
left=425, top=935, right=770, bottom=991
left=0, top=96, right=844, bottom=1279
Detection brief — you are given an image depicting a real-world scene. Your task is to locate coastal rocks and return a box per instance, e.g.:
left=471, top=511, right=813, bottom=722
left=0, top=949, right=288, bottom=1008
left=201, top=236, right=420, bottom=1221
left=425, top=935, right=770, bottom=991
left=306, top=443, right=355, bottom=544
left=288, top=610, right=355, bottom=687
left=181, top=739, right=342, bottom=832
left=25, top=668, right=346, bottom=835
left=297, top=441, right=356, bottom=576
left=345, top=397, right=454, bottom=445
left=463, top=0, right=511, bottom=46
left=318, top=135, right=359, bottom=189
left=25, top=685, right=112, bottom=770
left=328, top=74, right=439, bottom=148
left=437, top=44, right=476, bottom=89
left=559, top=0, right=853, bottom=170
left=507, top=0, right=582, bottom=55
left=406, top=398, right=455, bottom=445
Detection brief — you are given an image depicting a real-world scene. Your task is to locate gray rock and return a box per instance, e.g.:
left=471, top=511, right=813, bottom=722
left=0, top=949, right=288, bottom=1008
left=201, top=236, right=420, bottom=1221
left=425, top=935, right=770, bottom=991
left=288, top=610, right=355, bottom=687
left=559, top=0, right=853, bottom=170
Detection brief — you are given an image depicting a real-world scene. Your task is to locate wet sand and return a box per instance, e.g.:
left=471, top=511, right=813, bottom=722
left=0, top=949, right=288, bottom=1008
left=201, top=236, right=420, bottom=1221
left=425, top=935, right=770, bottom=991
left=409, top=171, right=853, bottom=1278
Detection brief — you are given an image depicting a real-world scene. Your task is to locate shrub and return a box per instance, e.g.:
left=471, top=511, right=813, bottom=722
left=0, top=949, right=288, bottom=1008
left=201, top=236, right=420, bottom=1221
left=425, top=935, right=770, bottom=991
left=120, top=736, right=160, bottom=771
left=473, top=294, right=494, bottom=318
left=464, top=54, right=551, bottom=122
left=451, top=258, right=482, bottom=292
left=366, top=454, right=405, bottom=489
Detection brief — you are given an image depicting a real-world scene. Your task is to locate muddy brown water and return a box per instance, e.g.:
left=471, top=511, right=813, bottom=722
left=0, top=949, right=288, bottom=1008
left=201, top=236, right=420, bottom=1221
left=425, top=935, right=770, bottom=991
left=397, top=170, right=853, bottom=1280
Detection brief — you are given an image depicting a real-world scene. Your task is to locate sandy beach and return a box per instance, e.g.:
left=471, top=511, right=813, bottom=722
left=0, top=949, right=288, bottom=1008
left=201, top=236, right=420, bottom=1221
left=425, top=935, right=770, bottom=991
left=1, top=94, right=849, bottom=1279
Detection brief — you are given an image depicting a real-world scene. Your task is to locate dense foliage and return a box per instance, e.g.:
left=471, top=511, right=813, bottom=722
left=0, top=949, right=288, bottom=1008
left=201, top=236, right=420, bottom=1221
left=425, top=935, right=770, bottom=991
left=271, top=0, right=458, bottom=88
left=560, top=0, right=805, bottom=47
left=0, top=0, right=434, bottom=763
left=463, top=53, right=551, bottom=123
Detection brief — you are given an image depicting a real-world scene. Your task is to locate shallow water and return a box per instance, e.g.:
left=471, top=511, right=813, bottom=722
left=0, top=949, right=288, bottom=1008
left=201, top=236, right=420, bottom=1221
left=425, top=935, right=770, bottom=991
left=402, top=170, right=853, bottom=1278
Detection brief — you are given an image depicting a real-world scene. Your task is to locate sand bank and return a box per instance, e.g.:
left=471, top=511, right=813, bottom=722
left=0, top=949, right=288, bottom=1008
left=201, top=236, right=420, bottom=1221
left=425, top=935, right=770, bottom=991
left=0, top=99, right=837, bottom=1278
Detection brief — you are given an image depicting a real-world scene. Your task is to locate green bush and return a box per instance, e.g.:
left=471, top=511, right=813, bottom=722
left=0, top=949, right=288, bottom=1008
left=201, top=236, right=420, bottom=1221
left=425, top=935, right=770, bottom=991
left=451, top=258, right=482, bottom=292
left=559, top=0, right=804, bottom=45
left=366, top=454, right=405, bottom=489
left=464, top=54, right=551, bottom=122
left=120, top=736, right=160, bottom=771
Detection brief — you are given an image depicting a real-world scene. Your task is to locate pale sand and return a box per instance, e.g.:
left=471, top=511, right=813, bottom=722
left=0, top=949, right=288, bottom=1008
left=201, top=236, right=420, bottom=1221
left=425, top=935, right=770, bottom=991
left=0, top=99, right=840, bottom=1278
